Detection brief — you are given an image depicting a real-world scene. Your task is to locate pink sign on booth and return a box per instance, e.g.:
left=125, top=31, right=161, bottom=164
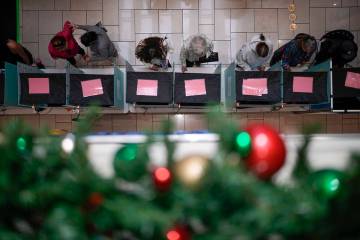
left=345, top=71, right=360, bottom=90
left=136, top=79, right=158, bottom=96
left=242, top=78, right=268, bottom=96
left=293, top=76, right=314, bottom=93
left=185, top=79, right=207, bottom=96
left=28, top=78, right=50, bottom=94
left=81, top=79, right=104, bottom=98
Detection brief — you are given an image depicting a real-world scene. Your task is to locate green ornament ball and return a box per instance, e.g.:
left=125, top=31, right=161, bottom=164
left=235, top=131, right=251, bottom=157
left=113, top=144, right=147, bottom=182
left=309, top=169, right=344, bottom=200
left=16, top=137, right=27, bottom=152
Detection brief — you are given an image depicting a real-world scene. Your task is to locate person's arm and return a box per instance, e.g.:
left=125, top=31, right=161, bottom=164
left=281, top=42, right=297, bottom=71
left=7, top=40, right=32, bottom=65
left=76, top=24, right=104, bottom=35
left=62, top=21, right=75, bottom=40
left=236, top=48, right=252, bottom=71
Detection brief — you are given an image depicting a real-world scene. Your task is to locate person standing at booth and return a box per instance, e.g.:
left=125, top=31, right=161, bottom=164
left=0, top=38, right=44, bottom=69
left=270, top=33, right=317, bottom=71
left=180, top=34, right=217, bottom=73
left=235, top=34, right=273, bottom=71
left=48, top=21, right=90, bottom=67
left=135, top=36, right=173, bottom=71
left=76, top=22, right=118, bottom=62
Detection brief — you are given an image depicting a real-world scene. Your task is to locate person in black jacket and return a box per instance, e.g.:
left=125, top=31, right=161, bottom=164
left=314, top=29, right=358, bottom=68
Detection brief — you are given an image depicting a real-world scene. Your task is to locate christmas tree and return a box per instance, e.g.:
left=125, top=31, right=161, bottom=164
left=0, top=107, right=359, bottom=240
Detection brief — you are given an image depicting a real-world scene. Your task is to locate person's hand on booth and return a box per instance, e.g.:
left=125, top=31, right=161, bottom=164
left=182, top=65, right=188, bottom=73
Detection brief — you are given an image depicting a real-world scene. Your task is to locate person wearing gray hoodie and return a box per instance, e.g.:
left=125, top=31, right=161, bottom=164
left=75, top=22, right=118, bottom=62
left=235, top=34, right=273, bottom=71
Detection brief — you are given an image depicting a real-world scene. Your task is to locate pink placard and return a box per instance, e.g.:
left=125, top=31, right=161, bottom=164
left=185, top=79, right=206, bottom=97
left=242, top=78, right=268, bottom=96
left=136, top=79, right=158, bottom=96
left=81, top=79, right=104, bottom=98
left=345, top=71, right=360, bottom=90
left=28, top=78, right=50, bottom=94
left=293, top=76, right=313, bottom=93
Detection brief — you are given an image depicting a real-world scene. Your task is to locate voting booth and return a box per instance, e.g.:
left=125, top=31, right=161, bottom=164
left=19, top=73, right=67, bottom=106
left=70, top=73, right=115, bottom=107
left=174, top=66, right=221, bottom=106
left=283, top=72, right=328, bottom=104
left=235, top=70, right=282, bottom=105
left=126, top=63, right=173, bottom=105
left=0, top=70, right=4, bottom=105
left=332, top=68, right=360, bottom=112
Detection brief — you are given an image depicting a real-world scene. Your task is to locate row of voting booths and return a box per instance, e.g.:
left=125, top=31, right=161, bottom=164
left=0, top=62, right=126, bottom=110
left=224, top=60, right=360, bottom=112
left=0, top=60, right=359, bottom=112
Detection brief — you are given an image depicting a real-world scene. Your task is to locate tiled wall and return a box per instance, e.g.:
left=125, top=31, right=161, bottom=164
left=1, top=113, right=359, bottom=134
left=20, top=0, right=360, bottom=68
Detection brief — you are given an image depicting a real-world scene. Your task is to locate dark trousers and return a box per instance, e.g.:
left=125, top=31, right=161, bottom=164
left=66, top=47, right=86, bottom=67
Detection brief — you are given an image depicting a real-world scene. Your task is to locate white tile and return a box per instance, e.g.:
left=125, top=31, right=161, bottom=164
left=39, top=35, right=56, bottom=67
left=183, top=10, right=199, bottom=38
left=71, top=0, right=102, bottom=10
left=63, top=11, right=87, bottom=27
left=326, top=8, right=350, bottom=31
left=278, top=9, right=293, bottom=39
left=167, top=0, right=199, bottom=9
left=310, top=8, right=325, bottom=39
left=215, top=9, right=231, bottom=40
left=55, top=0, right=70, bottom=10
left=213, top=41, right=231, bottom=64
left=159, top=10, right=182, bottom=33
left=262, top=0, right=292, bottom=8
left=103, top=0, right=119, bottom=25
left=119, top=10, right=135, bottom=41
left=231, top=9, right=254, bottom=32
left=22, top=42, right=39, bottom=59
left=119, top=0, right=151, bottom=9
left=22, top=11, right=38, bottom=42
left=105, top=26, right=120, bottom=41
left=230, top=33, right=246, bottom=59
left=87, top=11, right=103, bottom=25
left=135, top=10, right=159, bottom=33
left=310, top=0, right=341, bottom=7
left=114, top=41, right=136, bottom=65
left=199, top=25, right=215, bottom=40
left=295, top=0, right=310, bottom=23
left=246, top=0, right=261, bottom=8
left=255, top=9, right=278, bottom=33
left=151, top=0, right=167, bottom=8
left=350, top=8, right=360, bottom=30
left=39, top=11, right=62, bottom=34
left=23, top=0, right=54, bottom=10
left=342, top=0, right=357, bottom=6
left=214, top=0, right=246, bottom=8
left=200, top=9, right=214, bottom=25
left=200, top=0, right=214, bottom=9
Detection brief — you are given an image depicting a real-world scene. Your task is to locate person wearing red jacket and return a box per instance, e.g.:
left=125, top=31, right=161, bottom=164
left=48, top=21, right=89, bottom=66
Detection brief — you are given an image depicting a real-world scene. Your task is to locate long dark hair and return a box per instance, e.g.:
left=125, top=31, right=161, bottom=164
left=135, top=37, right=167, bottom=64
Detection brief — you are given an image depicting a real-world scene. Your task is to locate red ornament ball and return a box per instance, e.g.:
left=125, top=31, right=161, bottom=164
left=87, top=192, right=104, bottom=209
left=166, top=226, right=190, bottom=240
left=153, top=167, right=172, bottom=191
left=244, top=124, right=286, bottom=179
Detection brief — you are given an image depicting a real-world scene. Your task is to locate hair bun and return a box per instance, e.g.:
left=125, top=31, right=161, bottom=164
left=259, top=34, right=266, bottom=41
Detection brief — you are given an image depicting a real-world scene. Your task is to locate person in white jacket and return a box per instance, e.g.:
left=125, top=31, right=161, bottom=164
left=235, top=34, right=273, bottom=71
